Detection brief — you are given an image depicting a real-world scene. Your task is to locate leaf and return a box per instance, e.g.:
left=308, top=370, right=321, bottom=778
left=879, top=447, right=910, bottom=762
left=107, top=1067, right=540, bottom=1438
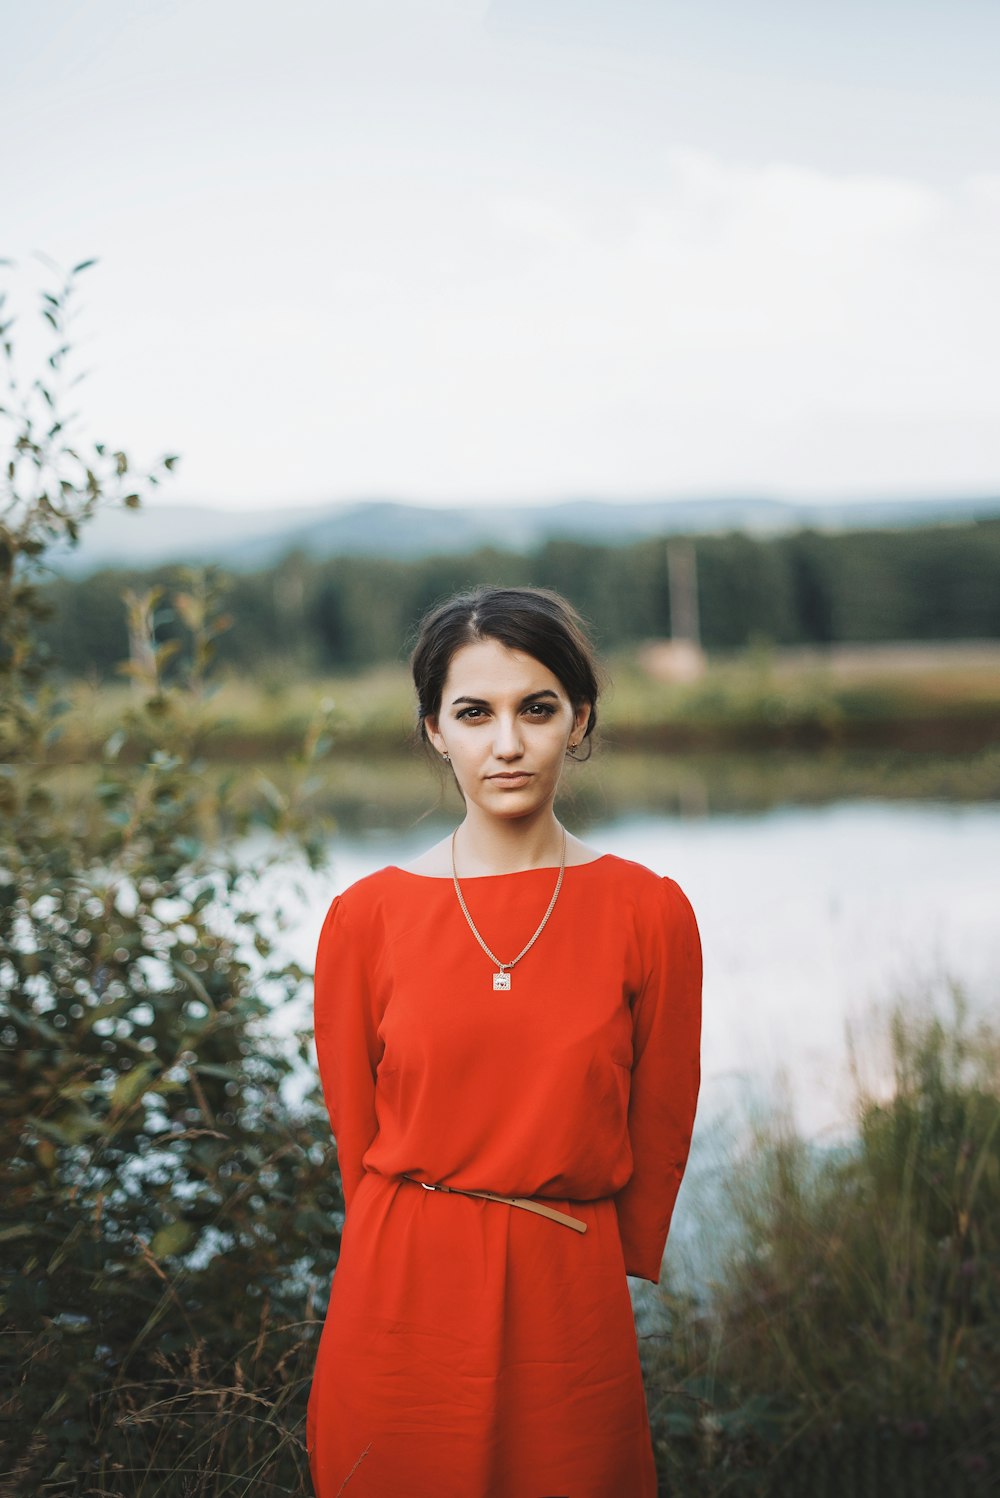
left=0, top=1223, right=35, bottom=1244
left=172, top=959, right=214, bottom=1008
left=193, top=1062, right=243, bottom=1082
left=103, top=728, right=126, bottom=761
left=6, top=1004, right=62, bottom=1043
left=154, top=638, right=182, bottom=667
left=256, top=774, right=287, bottom=813
left=149, top=1221, right=194, bottom=1259
left=110, top=1059, right=159, bottom=1113
left=72, top=258, right=98, bottom=275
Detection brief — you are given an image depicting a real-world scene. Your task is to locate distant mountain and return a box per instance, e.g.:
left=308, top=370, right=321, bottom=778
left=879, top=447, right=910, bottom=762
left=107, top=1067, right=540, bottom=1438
left=51, top=493, right=1000, bottom=576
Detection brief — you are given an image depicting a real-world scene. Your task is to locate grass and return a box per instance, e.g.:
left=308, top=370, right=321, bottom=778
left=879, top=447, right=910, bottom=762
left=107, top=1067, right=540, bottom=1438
left=645, top=994, right=1000, bottom=1495
left=17, top=1318, right=321, bottom=1497
left=46, top=641, right=1000, bottom=764
left=606, top=641, right=1000, bottom=750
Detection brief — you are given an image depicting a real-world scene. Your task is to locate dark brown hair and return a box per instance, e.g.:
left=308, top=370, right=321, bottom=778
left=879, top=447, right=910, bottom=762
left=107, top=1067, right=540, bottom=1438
left=410, top=586, right=600, bottom=754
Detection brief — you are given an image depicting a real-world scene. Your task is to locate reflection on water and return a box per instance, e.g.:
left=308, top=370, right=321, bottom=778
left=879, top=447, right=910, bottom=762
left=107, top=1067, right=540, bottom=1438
left=275, top=745, right=1000, bottom=835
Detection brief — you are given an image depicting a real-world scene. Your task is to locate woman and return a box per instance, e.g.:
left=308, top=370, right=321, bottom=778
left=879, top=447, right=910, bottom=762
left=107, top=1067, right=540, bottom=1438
left=307, top=586, right=701, bottom=1497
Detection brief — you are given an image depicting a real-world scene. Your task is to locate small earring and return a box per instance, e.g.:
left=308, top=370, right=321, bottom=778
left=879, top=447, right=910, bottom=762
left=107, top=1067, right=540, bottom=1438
left=442, top=752, right=451, bottom=763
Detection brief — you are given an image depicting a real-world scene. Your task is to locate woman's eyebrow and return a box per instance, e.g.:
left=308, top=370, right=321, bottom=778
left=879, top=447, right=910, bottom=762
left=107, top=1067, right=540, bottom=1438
left=450, top=689, right=560, bottom=707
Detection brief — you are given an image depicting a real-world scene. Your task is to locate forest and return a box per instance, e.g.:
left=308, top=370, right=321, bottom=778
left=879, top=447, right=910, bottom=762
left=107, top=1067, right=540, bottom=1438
left=40, top=517, right=1000, bottom=679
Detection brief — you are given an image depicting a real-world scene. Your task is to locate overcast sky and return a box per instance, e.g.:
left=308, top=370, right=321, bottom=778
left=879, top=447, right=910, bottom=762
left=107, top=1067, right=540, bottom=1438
left=4, top=0, right=999, bottom=510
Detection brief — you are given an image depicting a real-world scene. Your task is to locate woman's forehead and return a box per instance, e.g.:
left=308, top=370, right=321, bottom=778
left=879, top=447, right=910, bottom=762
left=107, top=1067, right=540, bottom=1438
left=442, top=638, right=564, bottom=697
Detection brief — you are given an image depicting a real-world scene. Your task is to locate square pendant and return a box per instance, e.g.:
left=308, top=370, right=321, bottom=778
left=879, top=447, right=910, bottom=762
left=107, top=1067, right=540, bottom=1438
left=493, top=971, right=511, bottom=991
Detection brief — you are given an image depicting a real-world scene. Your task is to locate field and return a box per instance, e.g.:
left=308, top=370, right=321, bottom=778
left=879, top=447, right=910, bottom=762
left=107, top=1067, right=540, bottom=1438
left=51, top=641, right=1000, bottom=761
left=44, top=643, right=1000, bottom=825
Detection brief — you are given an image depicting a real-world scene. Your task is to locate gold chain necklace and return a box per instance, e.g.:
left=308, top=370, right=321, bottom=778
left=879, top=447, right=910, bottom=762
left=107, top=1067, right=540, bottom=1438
left=450, top=827, right=567, bottom=991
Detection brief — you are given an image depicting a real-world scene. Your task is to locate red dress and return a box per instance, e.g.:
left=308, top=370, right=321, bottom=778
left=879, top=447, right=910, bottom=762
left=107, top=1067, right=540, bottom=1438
left=307, top=854, right=701, bottom=1498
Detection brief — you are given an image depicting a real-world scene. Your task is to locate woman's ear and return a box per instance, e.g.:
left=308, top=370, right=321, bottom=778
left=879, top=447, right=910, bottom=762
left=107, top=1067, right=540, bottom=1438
left=424, top=715, right=447, bottom=757
left=569, top=700, right=592, bottom=748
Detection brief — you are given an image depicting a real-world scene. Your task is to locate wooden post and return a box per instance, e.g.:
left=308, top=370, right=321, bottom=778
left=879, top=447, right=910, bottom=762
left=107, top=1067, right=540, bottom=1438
left=666, top=539, right=700, bottom=646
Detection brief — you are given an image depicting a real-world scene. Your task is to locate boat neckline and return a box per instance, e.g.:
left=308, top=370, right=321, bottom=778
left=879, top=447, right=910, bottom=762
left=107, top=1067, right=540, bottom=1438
left=387, top=852, right=616, bottom=881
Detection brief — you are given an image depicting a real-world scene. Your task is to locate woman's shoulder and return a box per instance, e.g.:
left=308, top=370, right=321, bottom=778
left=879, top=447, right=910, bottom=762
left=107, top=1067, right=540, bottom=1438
left=592, top=854, right=696, bottom=919
left=591, top=851, right=681, bottom=888
left=319, top=863, right=422, bottom=930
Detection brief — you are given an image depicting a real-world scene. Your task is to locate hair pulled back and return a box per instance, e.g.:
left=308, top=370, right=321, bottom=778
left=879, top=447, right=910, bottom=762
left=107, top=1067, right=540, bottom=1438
left=410, top=586, right=600, bottom=755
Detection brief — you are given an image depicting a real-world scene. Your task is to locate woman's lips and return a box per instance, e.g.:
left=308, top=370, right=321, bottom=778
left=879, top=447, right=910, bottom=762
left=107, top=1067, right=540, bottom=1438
left=487, top=772, right=532, bottom=785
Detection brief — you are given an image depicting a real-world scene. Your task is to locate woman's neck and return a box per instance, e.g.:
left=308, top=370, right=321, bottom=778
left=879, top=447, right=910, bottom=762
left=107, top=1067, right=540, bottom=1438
left=453, top=809, right=564, bottom=876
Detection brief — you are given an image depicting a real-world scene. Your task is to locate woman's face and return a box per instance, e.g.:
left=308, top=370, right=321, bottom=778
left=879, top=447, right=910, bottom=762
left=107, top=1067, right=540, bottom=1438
left=424, top=637, right=590, bottom=822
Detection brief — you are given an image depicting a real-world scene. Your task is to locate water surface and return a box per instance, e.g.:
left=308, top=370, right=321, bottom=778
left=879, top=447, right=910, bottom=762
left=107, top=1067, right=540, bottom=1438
left=275, top=800, right=999, bottom=1139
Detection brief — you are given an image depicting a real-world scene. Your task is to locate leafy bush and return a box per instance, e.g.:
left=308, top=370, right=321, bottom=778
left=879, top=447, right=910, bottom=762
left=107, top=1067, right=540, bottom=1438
left=1, top=264, right=339, bottom=1495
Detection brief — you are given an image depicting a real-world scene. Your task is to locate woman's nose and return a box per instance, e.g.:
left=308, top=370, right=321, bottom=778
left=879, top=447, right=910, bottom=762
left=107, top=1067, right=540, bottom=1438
left=492, top=715, right=524, bottom=758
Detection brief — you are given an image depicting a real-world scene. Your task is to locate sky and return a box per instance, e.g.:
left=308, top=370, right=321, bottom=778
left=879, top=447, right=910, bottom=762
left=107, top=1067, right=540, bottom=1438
left=3, top=0, right=1000, bottom=511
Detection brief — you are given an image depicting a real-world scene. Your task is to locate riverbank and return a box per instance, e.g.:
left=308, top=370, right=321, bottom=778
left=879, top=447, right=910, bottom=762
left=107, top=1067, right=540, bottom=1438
left=48, top=639, right=1000, bottom=764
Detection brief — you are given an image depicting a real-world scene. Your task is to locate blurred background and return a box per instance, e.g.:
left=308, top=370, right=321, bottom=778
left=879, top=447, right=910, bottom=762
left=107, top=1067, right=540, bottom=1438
left=4, top=2, right=999, bottom=1492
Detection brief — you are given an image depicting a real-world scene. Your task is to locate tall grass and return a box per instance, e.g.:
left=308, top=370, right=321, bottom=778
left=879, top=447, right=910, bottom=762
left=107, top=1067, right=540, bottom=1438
left=5, top=1314, right=320, bottom=1497
left=52, top=642, right=1000, bottom=762
left=647, top=995, right=1000, bottom=1494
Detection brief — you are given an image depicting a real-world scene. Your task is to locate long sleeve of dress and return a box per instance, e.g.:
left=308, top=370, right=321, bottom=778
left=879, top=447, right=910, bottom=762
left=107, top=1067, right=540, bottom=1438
left=614, top=877, right=702, bottom=1282
left=313, top=893, right=384, bottom=1215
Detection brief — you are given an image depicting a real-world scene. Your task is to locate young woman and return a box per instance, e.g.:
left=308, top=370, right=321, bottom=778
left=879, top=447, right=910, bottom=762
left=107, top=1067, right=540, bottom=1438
left=307, top=586, right=702, bottom=1498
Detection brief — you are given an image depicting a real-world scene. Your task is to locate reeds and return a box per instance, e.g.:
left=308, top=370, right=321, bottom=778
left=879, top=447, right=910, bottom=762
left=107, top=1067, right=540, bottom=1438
left=647, top=993, right=1000, bottom=1494
left=47, top=1313, right=319, bottom=1497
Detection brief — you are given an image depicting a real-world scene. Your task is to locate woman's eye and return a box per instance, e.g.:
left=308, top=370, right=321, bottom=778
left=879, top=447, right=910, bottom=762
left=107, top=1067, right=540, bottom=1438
left=456, top=704, right=555, bottom=721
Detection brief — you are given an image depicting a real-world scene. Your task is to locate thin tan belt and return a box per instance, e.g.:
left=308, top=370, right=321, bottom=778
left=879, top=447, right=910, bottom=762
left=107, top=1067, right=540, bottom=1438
left=402, top=1174, right=587, bottom=1234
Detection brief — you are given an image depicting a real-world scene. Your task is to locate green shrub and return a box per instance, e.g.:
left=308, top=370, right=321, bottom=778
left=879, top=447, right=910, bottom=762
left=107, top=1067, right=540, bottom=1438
left=0, top=263, right=339, bottom=1495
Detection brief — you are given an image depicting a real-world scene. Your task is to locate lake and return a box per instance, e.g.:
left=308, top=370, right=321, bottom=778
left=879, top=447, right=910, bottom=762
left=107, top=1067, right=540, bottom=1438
left=271, top=797, right=999, bottom=1141
left=255, top=792, right=997, bottom=1294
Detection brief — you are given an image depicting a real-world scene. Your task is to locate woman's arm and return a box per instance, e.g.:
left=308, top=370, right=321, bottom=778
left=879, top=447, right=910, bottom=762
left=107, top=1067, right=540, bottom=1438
left=614, top=877, right=702, bottom=1282
left=313, top=893, right=383, bottom=1214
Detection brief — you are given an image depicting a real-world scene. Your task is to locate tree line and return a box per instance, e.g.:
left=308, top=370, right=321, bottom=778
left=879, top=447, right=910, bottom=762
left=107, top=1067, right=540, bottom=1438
left=41, top=517, right=1000, bottom=677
